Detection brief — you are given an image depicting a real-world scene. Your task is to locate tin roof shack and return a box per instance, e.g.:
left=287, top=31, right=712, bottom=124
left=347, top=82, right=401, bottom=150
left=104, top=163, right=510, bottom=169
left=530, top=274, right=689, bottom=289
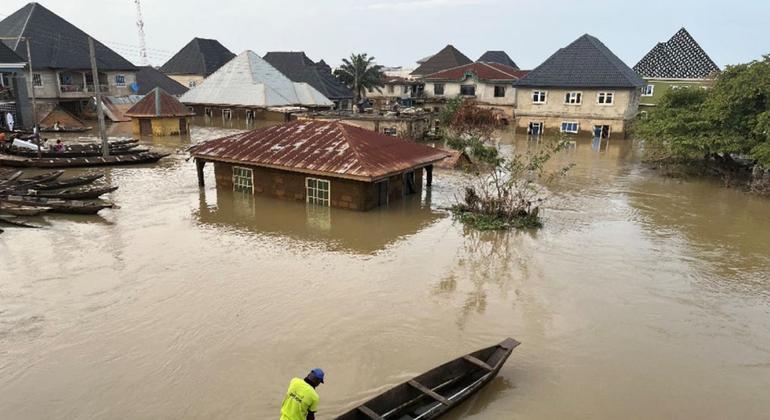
left=514, top=34, right=644, bottom=138
left=0, top=3, right=137, bottom=120
left=634, top=28, right=720, bottom=108
left=125, top=88, right=195, bottom=136
left=298, top=111, right=433, bottom=140
left=160, top=38, right=235, bottom=89
left=422, top=62, right=528, bottom=120
left=190, top=120, right=449, bottom=211
left=180, top=51, right=333, bottom=124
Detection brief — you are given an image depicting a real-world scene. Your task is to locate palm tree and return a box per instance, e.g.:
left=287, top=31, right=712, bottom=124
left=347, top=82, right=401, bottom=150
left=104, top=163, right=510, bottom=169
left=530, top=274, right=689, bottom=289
left=334, top=53, right=385, bottom=104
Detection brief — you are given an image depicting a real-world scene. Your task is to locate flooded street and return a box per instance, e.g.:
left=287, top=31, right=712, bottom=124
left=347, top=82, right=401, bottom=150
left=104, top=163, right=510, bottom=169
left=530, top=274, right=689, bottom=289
left=1, top=124, right=770, bottom=419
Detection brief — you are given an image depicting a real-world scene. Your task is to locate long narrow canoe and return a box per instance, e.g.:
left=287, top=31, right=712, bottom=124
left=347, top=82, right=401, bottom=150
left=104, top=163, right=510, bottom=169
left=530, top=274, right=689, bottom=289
left=0, top=152, right=169, bottom=168
left=5, top=147, right=148, bottom=158
left=0, top=202, right=51, bottom=216
left=23, top=174, right=104, bottom=191
left=335, top=338, right=520, bottom=420
left=0, top=196, right=113, bottom=215
left=22, top=185, right=118, bottom=200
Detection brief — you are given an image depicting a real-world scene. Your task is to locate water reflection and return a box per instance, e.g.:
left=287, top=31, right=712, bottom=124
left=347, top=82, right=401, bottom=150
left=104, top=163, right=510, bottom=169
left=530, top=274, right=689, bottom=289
left=195, top=185, right=445, bottom=255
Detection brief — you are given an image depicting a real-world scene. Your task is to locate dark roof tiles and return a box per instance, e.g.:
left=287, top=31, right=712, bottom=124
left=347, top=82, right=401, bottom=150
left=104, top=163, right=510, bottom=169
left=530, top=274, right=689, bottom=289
left=263, top=52, right=353, bottom=100
left=0, top=41, right=24, bottom=64
left=634, top=28, right=720, bottom=79
left=515, top=34, right=643, bottom=88
left=411, top=45, right=472, bottom=76
left=477, top=51, right=519, bottom=70
left=135, top=66, right=188, bottom=96
left=160, top=38, right=235, bottom=76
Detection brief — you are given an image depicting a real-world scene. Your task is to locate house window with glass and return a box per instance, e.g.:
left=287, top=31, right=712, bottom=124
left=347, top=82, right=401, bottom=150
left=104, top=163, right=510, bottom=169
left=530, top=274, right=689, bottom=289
left=597, top=92, right=614, bottom=105
left=232, top=166, right=253, bottom=193
left=115, top=74, right=126, bottom=87
left=188, top=80, right=197, bottom=88
left=565, top=92, right=582, bottom=104
left=460, top=85, right=476, bottom=96
left=642, top=85, right=654, bottom=96
left=32, top=73, right=42, bottom=87
left=494, top=85, right=506, bottom=97
left=561, top=122, right=579, bottom=134
left=532, top=90, right=547, bottom=104
left=306, top=178, right=330, bottom=207
left=433, top=83, right=444, bottom=96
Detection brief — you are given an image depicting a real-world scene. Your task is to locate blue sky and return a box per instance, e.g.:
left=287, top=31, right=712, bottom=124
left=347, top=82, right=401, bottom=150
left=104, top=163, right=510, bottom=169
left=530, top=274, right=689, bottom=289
left=2, top=0, right=767, bottom=69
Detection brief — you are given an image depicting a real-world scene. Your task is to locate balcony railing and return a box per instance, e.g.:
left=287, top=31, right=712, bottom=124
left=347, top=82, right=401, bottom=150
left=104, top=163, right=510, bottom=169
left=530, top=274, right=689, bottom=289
left=59, top=84, right=111, bottom=94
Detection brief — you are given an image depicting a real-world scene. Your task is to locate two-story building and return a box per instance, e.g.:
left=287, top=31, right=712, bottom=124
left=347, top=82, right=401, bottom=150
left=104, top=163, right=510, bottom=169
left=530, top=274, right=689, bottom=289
left=513, top=34, right=644, bottom=138
left=0, top=41, right=30, bottom=129
left=0, top=3, right=137, bottom=121
left=160, top=38, right=235, bottom=89
left=634, top=28, right=720, bottom=108
left=422, top=62, right=528, bottom=118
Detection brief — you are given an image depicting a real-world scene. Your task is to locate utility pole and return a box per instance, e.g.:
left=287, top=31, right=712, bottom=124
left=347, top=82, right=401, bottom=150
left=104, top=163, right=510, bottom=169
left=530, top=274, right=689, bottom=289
left=134, top=0, right=149, bottom=65
left=88, top=37, right=109, bottom=157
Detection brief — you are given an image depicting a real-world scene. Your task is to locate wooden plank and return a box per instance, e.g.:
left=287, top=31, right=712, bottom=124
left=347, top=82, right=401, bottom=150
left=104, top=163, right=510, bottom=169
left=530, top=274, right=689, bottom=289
left=357, top=405, right=383, bottom=419
left=463, top=355, right=493, bottom=372
left=408, top=380, right=450, bottom=406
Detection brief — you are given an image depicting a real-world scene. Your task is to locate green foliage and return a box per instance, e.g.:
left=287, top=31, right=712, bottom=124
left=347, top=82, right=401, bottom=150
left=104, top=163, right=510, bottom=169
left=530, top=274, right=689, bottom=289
left=634, top=55, right=770, bottom=168
left=442, top=100, right=501, bottom=164
left=452, top=211, right=542, bottom=231
left=333, top=53, right=385, bottom=102
left=438, top=96, right=463, bottom=126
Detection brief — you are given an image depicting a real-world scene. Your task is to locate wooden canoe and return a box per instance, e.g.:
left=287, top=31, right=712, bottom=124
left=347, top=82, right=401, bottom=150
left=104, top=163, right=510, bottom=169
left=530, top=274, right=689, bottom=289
left=0, top=196, right=113, bottom=215
left=0, top=152, right=169, bottom=168
left=0, top=202, right=51, bottom=216
left=334, top=338, right=520, bottom=420
left=5, top=147, right=149, bottom=158
left=22, top=185, right=118, bottom=200
left=23, top=174, right=104, bottom=190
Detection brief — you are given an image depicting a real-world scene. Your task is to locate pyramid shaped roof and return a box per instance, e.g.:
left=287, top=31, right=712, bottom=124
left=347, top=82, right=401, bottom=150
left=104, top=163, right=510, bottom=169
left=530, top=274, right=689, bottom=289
left=411, top=45, right=472, bottom=76
left=189, top=120, right=449, bottom=182
left=477, top=51, right=519, bottom=70
left=515, top=34, right=643, bottom=88
left=0, top=2, right=135, bottom=71
left=634, top=28, right=720, bottom=79
left=263, top=51, right=353, bottom=100
left=125, top=88, right=194, bottom=118
left=160, top=38, right=235, bottom=77
left=135, top=66, right=188, bottom=96
left=179, top=51, right=333, bottom=108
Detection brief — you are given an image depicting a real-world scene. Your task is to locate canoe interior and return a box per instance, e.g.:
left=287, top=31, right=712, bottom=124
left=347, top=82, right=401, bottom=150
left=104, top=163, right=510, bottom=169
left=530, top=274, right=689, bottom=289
left=336, top=339, right=518, bottom=420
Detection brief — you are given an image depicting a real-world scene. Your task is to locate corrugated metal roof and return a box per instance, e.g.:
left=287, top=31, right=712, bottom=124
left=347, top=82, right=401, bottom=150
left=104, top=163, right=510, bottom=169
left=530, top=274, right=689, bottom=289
left=423, top=62, right=528, bottom=82
left=125, top=88, right=195, bottom=118
left=179, top=51, right=333, bottom=108
left=189, top=120, right=449, bottom=182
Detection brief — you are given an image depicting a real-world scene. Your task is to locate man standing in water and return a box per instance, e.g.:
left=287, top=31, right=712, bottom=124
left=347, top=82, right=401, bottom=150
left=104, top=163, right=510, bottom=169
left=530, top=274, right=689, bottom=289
left=280, top=368, right=324, bottom=420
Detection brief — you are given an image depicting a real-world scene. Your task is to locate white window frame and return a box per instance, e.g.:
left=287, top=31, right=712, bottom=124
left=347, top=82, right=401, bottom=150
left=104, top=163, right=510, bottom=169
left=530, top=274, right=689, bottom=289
left=222, top=109, right=232, bottom=120
left=32, top=73, right=43, bottom=87
left=532, top=90, right=547, bottom=104
left=306, top=177, right=330, bottom=207
left=597, top=91, right=614, bottom=105
left=245, top=110, right=255, bottom=122
left=565, top=91, right=582, bottom=105
left=642, top=84, right=654, bottom=96
left=114, top=74, right=126, bottom=87
left=493, top=85, right=506, bottom=98
left=232, top=166, right=254, bottom=193
left=560, top=121, right=579, bottom=134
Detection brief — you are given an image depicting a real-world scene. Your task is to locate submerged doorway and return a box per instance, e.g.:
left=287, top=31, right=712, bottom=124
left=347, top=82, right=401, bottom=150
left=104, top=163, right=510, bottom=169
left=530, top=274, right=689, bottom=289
left=528, top=121, right=543, bottom=136
left=593, top=125, right=611, bottom=139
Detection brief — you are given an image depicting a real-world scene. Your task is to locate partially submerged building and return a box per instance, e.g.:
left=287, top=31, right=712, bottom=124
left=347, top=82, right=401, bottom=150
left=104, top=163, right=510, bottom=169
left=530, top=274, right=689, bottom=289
left=179, top=51, right=333, bottom=122
left=0, top=41, right=29, bottom=129
left=0, top=2, right=137, bottom=120
left=634, top=28, right=720, bottom=108
left=189, top=120, right=449, bottom=211
left=160, top=38, right=235, bottom=88
left=298, top=111, right=432, bottom=140
left=135, top=66, right=188, bottom=96
left=422, top=62, right=528, bottom=117
left=125, top=88, right=195, bottom=136
left=263, top=51, right=354, bottom=110
left=513, top=34, right=644, bottom=138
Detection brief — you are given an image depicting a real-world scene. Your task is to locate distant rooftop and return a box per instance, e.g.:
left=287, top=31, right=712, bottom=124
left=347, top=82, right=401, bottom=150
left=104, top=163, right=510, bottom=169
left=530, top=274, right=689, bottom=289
left=634, top=28, right=720, bottom=79
left=160, top=38, right=235, bottom=76
left=411, top=45, right=472, bottom=76
left=477, top=51, right=519, bottom=70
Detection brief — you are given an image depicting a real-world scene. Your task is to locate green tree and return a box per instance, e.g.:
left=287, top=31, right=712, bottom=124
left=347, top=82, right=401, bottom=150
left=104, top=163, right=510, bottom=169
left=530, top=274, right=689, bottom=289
left=333, top=53, right=385, bottom=103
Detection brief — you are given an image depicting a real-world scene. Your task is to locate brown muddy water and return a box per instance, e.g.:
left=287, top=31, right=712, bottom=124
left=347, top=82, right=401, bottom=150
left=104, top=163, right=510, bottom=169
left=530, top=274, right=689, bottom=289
left=1, top=122, right=770, bottom=419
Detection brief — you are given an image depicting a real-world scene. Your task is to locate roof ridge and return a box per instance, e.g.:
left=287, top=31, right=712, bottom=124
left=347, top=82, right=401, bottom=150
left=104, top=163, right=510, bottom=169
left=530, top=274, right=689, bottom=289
left=245, top=52, right=297, bottom=105
left=480, top=62, right=517, bottom=78
left=337, top=122, right=378, bottom=177
left=14, top=2, right=36, bottom=50
left=582, top=34, right=641, bottom=86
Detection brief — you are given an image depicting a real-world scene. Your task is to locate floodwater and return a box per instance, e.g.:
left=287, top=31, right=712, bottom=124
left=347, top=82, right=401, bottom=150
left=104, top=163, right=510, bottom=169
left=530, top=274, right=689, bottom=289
left=1, top=122, right=770, bottom=419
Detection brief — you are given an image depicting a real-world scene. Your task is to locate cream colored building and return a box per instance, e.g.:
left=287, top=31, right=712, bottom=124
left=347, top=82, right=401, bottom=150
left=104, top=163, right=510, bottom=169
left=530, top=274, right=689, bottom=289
left=513, top=34, right=644, bottom=138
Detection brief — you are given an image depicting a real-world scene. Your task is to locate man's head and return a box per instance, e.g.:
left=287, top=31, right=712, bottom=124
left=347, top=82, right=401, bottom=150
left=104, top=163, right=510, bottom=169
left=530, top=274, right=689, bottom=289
left=305, top=368, right=325, bottom=387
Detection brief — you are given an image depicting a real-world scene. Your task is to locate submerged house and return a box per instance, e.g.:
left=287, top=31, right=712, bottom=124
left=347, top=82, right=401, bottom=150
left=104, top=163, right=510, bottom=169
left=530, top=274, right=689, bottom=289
left=160, top=38, right=235, bottom=88
left=125, top=88, right=194, bottom=136
left=263, top=51, right=354, bottom=110
left=477, top=51, right=519, bottom=69
left=634, top=28, right=720, bottom=108
left=179, top=51, right=333, bottom=122
left=189, top=120, right=449, bottom=211
left=0, top=2, right=137, bottom=120
left=134, top=66, right=188, bottom=96
left=0, top=41, right=29, bottom=128
left=422, top=62, right=528, bottom=117
left=514, top=34, right=644, bottom=138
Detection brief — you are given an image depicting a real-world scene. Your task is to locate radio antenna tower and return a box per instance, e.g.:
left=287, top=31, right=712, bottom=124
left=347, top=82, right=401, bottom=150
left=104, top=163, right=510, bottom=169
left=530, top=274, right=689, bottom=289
left=134, top=0, right=149, bottom=65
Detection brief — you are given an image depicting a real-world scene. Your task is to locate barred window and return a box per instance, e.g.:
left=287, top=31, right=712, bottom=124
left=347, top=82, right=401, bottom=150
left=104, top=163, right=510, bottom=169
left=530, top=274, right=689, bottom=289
left=232, top=166, right=253, bottom=193
left=306, top=178, right=330, bottom=207
left=115, top=74, right=126, bottom=87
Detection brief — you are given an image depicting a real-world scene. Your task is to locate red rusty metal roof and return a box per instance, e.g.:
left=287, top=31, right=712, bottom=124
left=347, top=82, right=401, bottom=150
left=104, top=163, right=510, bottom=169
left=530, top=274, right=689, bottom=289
left=189, top=120, right=451, bottom=182
left=125, top=88, right=195, bottom=118
left=423, top=62, right=529, bottom=82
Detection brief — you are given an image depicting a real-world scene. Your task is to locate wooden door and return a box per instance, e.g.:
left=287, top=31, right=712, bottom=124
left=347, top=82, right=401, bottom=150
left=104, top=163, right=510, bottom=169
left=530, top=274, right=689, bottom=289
left=139, top=119, right=152, bottom=136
